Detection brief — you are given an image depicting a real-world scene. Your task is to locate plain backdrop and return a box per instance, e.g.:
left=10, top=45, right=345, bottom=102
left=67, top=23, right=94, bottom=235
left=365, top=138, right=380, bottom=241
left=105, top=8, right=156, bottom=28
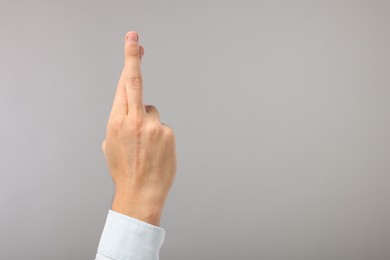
left=0, top=0, right=389, bottom=259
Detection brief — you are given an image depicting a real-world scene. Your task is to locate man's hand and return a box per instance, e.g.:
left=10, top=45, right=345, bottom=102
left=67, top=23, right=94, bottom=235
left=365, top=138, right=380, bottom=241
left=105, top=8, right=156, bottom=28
left=101, top=31, right=177, bottom=226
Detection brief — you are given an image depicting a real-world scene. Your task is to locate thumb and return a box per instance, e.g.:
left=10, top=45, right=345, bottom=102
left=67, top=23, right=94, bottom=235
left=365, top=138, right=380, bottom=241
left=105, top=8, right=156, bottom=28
left=101, top=140, right=107, bottom=155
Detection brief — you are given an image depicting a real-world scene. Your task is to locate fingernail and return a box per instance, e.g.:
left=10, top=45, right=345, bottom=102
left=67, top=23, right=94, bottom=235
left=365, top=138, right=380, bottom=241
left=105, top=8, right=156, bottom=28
left=126, top=32, right=138, bottom=44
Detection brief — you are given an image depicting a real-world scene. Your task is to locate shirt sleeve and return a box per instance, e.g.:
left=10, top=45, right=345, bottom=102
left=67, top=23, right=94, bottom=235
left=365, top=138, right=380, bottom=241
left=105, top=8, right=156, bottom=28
left=95, top=209, right=165, bottom=260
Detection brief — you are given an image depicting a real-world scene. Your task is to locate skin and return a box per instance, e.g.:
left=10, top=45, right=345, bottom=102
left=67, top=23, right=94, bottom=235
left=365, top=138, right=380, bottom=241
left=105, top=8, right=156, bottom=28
left=101, top=31, right=177, bottom=226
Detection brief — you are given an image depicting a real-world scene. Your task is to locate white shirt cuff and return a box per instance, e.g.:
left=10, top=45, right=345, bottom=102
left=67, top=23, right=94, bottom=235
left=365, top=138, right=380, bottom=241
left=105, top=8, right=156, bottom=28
left=96, top=209, right=165, bottom=260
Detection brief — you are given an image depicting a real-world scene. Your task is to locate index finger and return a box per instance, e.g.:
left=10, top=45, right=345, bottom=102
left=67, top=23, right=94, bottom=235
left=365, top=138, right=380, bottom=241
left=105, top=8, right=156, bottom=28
left=124, top=31, right=145, bottom=116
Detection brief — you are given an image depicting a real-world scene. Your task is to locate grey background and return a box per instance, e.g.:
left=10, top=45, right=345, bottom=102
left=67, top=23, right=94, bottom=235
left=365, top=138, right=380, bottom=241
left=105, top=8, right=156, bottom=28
left=0, top=0, right=389, bottom=259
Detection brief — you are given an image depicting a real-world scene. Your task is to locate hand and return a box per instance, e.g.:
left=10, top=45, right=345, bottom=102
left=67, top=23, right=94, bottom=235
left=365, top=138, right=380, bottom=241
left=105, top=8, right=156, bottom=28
left=101, top=31, right=177, bottom=226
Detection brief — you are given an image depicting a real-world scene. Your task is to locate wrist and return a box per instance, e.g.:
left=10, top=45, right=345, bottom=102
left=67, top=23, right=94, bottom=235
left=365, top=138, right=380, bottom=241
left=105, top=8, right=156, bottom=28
left=111, top=189, right=163, bottom=226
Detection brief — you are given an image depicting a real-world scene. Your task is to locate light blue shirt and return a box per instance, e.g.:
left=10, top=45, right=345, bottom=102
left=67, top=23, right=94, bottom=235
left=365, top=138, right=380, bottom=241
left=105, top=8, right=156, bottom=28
left=95, top=210, right=165, bottom=260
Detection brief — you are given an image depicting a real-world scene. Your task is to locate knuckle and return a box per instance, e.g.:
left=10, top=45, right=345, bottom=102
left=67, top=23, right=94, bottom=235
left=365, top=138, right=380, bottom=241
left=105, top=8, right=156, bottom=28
left=145, top=105, right=160, bottom=117
left=163, top=126, right=175, bottom=139
left=145, top=104, right=156, bottom=111
left=145, top=122, right=160, bottom=134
